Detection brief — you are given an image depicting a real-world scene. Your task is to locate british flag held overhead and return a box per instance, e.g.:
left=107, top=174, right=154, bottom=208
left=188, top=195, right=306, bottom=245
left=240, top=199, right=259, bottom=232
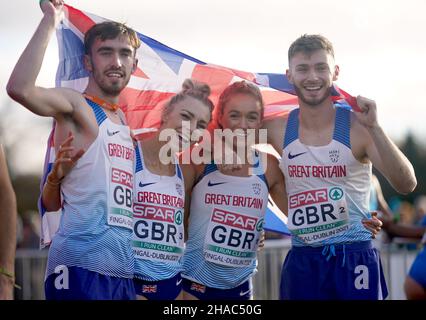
left=39, top=4, right=357, bottom=246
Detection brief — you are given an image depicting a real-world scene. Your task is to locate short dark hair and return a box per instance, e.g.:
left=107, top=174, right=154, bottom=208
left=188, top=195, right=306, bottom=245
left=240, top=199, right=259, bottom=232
left=288, top=34, right=334, bottom=62
left=84, top=21, right=141, bottom=55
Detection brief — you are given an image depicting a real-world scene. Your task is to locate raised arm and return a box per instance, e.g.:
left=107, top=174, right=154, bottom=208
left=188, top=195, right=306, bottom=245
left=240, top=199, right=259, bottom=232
left=354, top=96, right=417, bottom=194
left=0, top=145, right=17, bottom=300
left=6, top=0, right=76, bottom=117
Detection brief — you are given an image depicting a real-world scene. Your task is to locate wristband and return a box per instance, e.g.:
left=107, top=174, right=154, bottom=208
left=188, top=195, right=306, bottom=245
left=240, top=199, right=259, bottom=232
left=0, top=267, right=14, bottom=279
left=0, top=267, right=21, bottom=290
left=46, top=173, right=63, bottom=187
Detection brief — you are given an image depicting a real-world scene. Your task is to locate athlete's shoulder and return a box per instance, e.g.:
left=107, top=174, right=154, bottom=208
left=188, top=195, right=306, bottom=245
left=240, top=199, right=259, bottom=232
left=263, top=114, right=288, bottom=132
left=50, top=89, right=92, bottom=121
left=180, top=160, right=206, bottom=188
left=262, top=114, right=289, bottom=153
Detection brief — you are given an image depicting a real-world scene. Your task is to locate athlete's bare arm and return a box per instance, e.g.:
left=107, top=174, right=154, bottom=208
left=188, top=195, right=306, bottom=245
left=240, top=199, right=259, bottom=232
left=7, top=1, right=100, bottom=165
left=351, top=96, right=416, bottom=194
left=180, top=162, right=198, bottom=242
left=6, top=1, right=80, bottom=118
left=263, top=153, right=288, bottom=214
left=0, top=146, right=17, bottom=300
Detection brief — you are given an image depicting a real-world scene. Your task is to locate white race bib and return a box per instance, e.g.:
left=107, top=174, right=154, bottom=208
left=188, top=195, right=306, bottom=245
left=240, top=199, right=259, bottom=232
left=133, top=203, right=185, bottom=262
left=107, top=167, right=133, bottom=230
left=287, top=186, right=350, bottom=244
left=203, top=208, right=263, bottom=267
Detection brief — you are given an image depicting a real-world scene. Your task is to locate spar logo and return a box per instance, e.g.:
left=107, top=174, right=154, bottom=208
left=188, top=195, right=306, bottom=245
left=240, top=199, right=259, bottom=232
left=175, top=210, right=183, bottom=225
left=111, top=168, right=132, bottom=209
left=210, top=208, right=259, bottom=249
left=212, top=209, right=258, bottom=231
left=111, top=168, right=133, bottom=188
left=133, top=204, right=181, bottom=244
left=289, top=188, right=328, bottom=209
left=256, top=218, right=264, bottom=232
left=133, top=204, right=175, bottom=222
left=329, top=187, right=343, bottom=201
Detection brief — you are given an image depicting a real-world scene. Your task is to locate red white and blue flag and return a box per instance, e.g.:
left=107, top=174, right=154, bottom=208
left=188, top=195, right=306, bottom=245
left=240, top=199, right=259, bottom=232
left=39, top=4, right=356, bottom=246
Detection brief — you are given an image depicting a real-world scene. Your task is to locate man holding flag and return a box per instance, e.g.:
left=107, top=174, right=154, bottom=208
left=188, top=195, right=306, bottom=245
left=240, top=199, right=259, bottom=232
left=7, top=1, right=388, bottom=300
left=263, top=34, right=416, bottom=300
left=7, top=0, right=140, bottom=299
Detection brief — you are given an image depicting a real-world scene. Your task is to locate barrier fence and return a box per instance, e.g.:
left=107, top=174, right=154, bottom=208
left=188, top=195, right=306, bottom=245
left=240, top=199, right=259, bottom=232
left=14, top=238, right=421, bottom=300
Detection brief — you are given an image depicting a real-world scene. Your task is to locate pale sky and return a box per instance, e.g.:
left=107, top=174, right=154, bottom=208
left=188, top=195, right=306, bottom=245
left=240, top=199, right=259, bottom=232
left=1, top=0, right=425, bottom=175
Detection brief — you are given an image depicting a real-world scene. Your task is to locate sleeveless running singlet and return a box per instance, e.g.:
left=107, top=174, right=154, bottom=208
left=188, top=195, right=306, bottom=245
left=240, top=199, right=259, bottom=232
left=132, top=141, right=185, bottom=281
left=46, top=98, right=135, bottom=279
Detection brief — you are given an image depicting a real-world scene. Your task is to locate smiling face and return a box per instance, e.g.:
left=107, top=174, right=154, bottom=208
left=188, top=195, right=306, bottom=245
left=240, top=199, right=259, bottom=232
left=84, top=35, right=137, bottom=96
left=218, top=92, right=264, bottom=155
left=219, top=93, right=263, bottom=133
left=287, top=49, right=339, bottom=107
left=161, top=95, right=212, bottom=146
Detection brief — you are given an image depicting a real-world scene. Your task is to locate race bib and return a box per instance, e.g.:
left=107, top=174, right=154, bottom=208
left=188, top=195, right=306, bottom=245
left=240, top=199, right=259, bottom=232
left=288, top=186, right=349, bottom=244
left=107, top=167, right=133, bottom=230
left=133, top=203, right=185, bottom=262
left=204, top=208, right=263, bottom=267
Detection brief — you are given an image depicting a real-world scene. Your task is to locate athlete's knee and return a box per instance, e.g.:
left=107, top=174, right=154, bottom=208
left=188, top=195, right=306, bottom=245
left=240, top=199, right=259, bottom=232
left=174, top=289, right=184, bottom=300
left=182, top=290, right=199, bottom=300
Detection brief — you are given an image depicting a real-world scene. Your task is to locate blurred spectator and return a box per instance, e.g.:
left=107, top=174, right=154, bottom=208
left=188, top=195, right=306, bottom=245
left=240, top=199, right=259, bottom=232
left=414, top=195, right=426, bottom=227
left=370, top=175, right=424, bottom=241
left=17, top=211, right=40, bottom=249
left=0, top=144, right=17, bottom=300
left=370, top=175, right=426, bottom=299
left=399, top=201, right=416, bottom=225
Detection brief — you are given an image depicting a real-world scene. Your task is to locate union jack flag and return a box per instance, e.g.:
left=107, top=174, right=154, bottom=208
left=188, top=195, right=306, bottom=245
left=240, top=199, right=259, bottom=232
left=190, top=282, right=206, bottom=293
left=142, top=284, right=157, bottom=293
left=39, top=4, right=356, bottom=246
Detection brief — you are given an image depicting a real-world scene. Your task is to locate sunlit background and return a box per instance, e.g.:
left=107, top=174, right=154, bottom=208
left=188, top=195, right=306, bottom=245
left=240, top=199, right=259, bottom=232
left=1, top=0, right=425, bottom=175
left=1, top=0, right=426, bottom=300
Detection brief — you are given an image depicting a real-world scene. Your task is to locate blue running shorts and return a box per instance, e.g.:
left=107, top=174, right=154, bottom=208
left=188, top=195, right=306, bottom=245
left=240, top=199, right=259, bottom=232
left=134, top=273, right=182, bottom=300
left=45, top=265, right=135, bottom=300
left=280, top=241, right=388, bottom=300
left=182, top=278, right=252, bottom=300
left=408, top=246, right=426, bottom=289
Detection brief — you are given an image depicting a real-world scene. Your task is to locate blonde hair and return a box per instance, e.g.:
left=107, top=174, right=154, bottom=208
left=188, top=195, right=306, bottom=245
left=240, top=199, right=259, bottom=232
left=161, top=79, right=214, bottom=122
